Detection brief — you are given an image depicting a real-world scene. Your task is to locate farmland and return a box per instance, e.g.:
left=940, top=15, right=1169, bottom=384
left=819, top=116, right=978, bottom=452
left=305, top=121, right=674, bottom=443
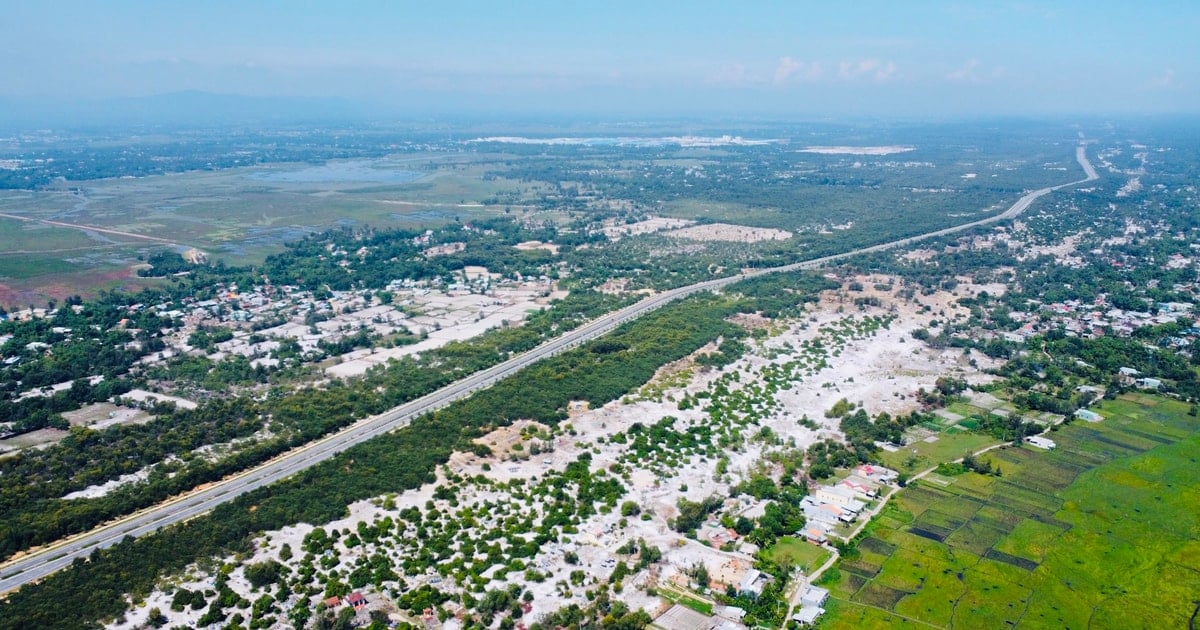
left=817, top=393, right=1200, bottom=629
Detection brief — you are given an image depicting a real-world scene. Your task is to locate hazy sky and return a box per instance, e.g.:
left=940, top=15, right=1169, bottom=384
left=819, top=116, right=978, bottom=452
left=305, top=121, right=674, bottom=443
left=3, top=0, right=1197, bottom=117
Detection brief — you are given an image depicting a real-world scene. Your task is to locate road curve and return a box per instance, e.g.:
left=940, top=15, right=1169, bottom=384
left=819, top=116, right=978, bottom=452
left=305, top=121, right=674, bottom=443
left=0, top=143, right=1097, bottom=594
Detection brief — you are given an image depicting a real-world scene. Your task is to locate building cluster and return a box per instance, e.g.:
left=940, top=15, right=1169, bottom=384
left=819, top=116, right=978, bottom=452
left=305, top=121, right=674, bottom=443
left=999, top=297, right=1196, bottom=344
left=136, top=272, right=557, bottom=377
left=800, top=464, right=897, bottom=544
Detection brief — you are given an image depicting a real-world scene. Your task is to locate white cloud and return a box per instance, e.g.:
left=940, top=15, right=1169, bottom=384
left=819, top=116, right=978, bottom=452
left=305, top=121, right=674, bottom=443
left=1148, top=68, right=1175, bottom=89
left=837, top=58, right=896, bottom=82
left=773, top=56, right=822, bottom=85
left=947, top=58, right=981, bottom=83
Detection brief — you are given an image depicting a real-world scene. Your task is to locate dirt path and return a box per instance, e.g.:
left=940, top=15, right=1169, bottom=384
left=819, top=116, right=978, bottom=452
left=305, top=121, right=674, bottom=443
left=0, top=212, right=186, bottom=246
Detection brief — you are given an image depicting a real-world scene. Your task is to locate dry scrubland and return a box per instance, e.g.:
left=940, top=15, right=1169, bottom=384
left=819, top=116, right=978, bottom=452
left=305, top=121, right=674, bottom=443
left=111, top=275, right=999, bottom=629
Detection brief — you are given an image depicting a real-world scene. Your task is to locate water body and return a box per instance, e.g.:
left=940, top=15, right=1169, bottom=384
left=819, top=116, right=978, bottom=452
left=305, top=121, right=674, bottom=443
left=251, top=159, right=423, bottom=184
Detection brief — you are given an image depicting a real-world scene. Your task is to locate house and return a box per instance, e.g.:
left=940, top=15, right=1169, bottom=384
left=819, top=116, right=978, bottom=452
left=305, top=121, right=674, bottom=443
left=801, top=524, right=830, bottom=544
left=814, top=486, right=866, bottom=512
left=323, top=596, right=341, bottom=608
left=1075, top=409, right=1103, bottom=422
left=707, top=526, right=740, bottom=547
left=1027, top=436, right=1056, bottom=450
left=811, top=500, right=857, bottom=524
left=1118, top=367, right=1140, bottom=383
left=838, top=475, right=881, bottom=499
left=715, top=606, right=746, bottom=623
left=345, top=591, right=368, bottom=612
left=854, top=464, right=898, bottom=483
left=793, top=607, right=825, bottom=626
left=801, top=585, right=830, bottom=608
left=1136, top=377, right=1163, bottom=390
left=738, top=569, right=770, bottom=598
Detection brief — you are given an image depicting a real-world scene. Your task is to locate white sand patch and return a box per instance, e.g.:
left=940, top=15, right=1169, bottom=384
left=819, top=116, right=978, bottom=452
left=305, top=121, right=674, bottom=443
left=62, top=402, right=154, bottom=430
left=1116, top=177, right=1142, bottom=197
left=514, top=240, right=560, bottom=254
left=799, top=146, right=915, bottom=155
left=117, top=389, right=198, bottom=410
left=602, top=216, right=693, bottom=240
left=668, top=223, right=792, bottom=243
left=62, top=466, right=154, bottom=500
left=325, top=284, right=557, bottom=378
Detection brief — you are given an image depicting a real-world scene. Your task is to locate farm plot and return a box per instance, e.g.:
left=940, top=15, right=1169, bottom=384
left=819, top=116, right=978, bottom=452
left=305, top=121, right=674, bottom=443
left=820, top=395, right=1200, bottom=629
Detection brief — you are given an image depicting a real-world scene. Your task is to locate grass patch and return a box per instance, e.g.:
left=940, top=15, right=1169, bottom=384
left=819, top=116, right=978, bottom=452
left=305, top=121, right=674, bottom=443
left=657, top=587, right=714, bottom=616
left=877, top=431, right=999, bottom=474
left=766, top=536, right=830, bottom=573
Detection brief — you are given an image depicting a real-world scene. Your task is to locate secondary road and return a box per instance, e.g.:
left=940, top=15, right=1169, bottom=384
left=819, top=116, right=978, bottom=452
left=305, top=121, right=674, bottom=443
left=0, top=143, right=1097, bottom=594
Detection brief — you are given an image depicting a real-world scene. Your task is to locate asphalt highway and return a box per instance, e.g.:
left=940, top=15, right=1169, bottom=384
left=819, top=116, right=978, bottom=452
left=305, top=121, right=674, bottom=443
left=0, top=143, right=1097, bottom=594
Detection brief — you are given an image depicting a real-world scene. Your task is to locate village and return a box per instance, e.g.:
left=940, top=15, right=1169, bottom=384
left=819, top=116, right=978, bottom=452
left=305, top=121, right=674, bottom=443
left=0, top=265, right=560, bottom=449
left=109, top=270, right=1003, bottom=630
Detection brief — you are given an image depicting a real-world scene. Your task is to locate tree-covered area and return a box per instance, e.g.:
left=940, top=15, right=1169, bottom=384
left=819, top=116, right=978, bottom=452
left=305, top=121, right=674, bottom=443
left=260, top=217, right=569, bottom=292
left=0, top=293, right=178, bottom=435
left=0, top=270, right=834, bottom=629
left=0, top=287, right=634, bottom=560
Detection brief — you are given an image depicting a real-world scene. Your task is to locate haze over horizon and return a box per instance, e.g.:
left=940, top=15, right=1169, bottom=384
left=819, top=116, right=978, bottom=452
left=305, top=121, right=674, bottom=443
left=2, top=0, right=1198, bottom=123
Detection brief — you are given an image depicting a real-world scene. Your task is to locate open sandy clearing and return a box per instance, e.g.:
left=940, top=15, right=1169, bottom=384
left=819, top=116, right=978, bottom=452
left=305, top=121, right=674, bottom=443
left=668, top=223, right=792, bottom=243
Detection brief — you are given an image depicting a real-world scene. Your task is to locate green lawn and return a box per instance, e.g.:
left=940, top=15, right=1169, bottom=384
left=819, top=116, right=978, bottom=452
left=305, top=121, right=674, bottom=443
left=877, top=431, right=1000, bottom=475
left=768, top=536, right=831, bottom=573
left=818, top=395, right=1200, bottom=629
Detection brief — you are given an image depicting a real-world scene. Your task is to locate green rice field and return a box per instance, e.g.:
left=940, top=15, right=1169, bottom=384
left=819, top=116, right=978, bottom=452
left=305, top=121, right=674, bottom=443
left=817, top=393, right=1200, bottom=629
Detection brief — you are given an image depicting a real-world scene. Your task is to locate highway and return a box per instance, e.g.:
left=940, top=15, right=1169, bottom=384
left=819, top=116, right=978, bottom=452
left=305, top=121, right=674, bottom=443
left=0, top=143, right=1096, bottom=594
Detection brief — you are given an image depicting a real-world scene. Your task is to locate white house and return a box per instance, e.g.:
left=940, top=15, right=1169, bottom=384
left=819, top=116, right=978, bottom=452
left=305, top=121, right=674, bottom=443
left=1136, top=377, right=1163, bottom=390
left=1027, top=436, right=1057, bottom=450
left=814, top=485, right=866, bottom=512
left=1074, top=409, right=1103, bottom=422
left=801, top=585, right=830, bottom=608
left=853, top=464, right=899, bottom=483
left=738, top=569, right=770, bottom=598
left=838, top=474, right=881, bottom=499
left=793, top=607, right=825, bottom=626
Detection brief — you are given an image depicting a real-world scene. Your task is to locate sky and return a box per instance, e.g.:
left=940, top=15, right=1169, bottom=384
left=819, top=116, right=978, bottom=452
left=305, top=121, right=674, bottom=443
left=2, top=0, right=1198, bottom=119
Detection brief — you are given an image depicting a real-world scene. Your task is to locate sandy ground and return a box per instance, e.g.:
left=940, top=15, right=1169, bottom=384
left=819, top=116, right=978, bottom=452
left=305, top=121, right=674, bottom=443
left=514, top=240, right=560, bottom=254
left=118, top=389, right=199, bottom=410
left=62, top=402, right=154, bottom=430
left=325, top=284, right=556, bottom=378
left=112, top=273, right=999, bottom=629
left=799, top=146, right=915, bottom=155
left=602, top=217, right=693, bottom=240
left=62, top=466, right=154, bottom=500
left=0, top=428, right=68, bottom=457
left=667, top=223, right=792, bottom=243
